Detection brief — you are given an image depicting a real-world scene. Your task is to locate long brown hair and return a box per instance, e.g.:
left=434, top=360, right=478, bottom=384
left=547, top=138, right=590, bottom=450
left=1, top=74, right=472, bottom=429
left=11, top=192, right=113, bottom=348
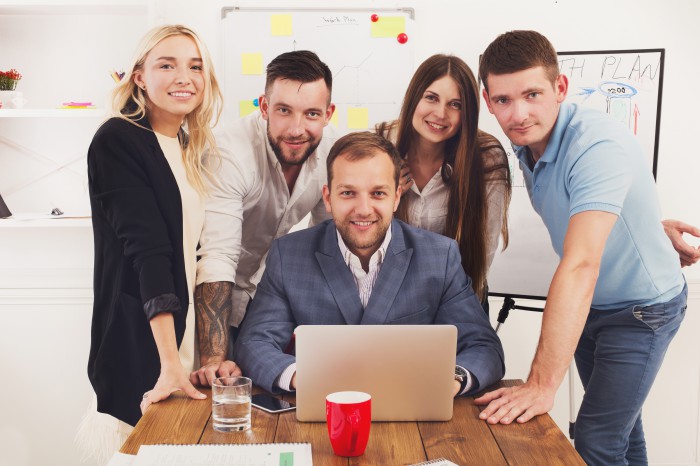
left=382, top=54, right=511, bottom=300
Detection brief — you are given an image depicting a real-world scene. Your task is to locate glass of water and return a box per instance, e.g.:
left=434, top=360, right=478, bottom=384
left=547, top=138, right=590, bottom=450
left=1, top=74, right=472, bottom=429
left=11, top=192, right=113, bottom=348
left=212, top=376, right=252, bottom=432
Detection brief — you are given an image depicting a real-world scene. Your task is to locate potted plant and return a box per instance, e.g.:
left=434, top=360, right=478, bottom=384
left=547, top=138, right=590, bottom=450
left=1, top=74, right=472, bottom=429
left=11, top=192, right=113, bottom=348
left=0, top=69, right=22, bottom=108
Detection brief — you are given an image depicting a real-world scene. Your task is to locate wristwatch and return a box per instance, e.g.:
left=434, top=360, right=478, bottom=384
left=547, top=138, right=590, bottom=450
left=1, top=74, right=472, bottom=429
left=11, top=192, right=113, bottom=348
left=455, top=366, right=469, bottom=395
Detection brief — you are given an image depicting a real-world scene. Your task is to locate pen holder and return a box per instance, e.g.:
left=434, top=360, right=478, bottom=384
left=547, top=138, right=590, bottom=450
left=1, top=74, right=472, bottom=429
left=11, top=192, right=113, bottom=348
left=0, top=91, right=17, bottom=109
left=11, top=92, right=27, bottom=109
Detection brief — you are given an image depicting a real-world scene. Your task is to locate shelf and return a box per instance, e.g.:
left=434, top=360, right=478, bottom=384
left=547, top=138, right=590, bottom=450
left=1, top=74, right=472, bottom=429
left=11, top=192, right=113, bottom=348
left=0, top=108, right=106, bottom=118
left=0, top=217, right=92, bottom=228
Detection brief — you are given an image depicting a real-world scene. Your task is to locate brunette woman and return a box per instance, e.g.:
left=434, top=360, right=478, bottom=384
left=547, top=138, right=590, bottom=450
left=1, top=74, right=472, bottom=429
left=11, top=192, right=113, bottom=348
left=377, top=54, right=512, bottom=311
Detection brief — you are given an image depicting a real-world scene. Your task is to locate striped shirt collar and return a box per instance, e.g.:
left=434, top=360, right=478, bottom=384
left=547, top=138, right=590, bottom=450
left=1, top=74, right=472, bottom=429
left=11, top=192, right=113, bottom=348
left=336, top=225, right=392, bottom=308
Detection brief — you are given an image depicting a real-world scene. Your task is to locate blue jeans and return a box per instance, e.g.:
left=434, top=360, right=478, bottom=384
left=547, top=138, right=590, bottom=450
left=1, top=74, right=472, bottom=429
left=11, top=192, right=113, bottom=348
left=574, top=284, right=687, bottom=466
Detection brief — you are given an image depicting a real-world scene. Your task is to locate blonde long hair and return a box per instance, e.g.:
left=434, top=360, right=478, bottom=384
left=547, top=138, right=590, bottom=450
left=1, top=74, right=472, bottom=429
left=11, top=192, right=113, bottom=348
left=111, top=24, right=222, bottom=194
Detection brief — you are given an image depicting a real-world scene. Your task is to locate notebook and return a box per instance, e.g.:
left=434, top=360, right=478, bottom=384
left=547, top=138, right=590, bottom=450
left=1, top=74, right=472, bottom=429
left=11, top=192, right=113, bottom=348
left=131, top=443, right=312, bottom=466
left=409, top=460, right=459, bottom=466
left=295, top=325, right=457, bottom=422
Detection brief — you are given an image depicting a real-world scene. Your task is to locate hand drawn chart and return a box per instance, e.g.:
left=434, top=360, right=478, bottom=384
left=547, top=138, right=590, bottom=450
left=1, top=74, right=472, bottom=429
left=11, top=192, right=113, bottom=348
left=560, top=49, right=663, bottom=174
left=220, top=7, right=415, bottom=132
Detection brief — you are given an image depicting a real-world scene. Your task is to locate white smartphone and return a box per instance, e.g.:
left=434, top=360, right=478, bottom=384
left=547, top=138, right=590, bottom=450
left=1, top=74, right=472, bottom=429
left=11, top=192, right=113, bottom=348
left=251, top=393, right=296, bottom=414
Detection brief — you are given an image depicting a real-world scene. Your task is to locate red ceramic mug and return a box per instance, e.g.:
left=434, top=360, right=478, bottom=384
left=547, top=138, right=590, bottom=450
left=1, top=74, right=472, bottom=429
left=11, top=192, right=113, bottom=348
left=326, top=391, right=371, bottom=457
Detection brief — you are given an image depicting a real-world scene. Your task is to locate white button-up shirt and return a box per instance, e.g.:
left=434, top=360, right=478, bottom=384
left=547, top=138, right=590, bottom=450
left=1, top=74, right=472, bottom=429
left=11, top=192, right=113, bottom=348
left=378, top=120, right=508, bottom=270
left=196, top=112, right=338, bottom=326
left=402, top=161, right=507, bottom=270
left=404, top=170, right=450, bottom=233
left=337, top=227, right=392, bottom=308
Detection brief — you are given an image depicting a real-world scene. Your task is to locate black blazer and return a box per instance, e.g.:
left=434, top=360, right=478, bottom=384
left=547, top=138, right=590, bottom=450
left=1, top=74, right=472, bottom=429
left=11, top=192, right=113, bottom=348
left=87, top=117, right=189, bottom=426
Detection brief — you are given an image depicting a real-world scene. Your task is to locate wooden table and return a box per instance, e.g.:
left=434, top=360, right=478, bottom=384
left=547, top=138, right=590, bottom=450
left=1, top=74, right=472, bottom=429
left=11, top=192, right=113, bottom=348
left=121, top=380, right=584, bottom=465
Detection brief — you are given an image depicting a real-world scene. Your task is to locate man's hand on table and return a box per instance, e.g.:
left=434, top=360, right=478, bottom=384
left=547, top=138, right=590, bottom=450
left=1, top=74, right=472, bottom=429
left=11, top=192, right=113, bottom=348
left=474, top=381, right=555, bottom=424
left=189, top=356, right=242, bottom=386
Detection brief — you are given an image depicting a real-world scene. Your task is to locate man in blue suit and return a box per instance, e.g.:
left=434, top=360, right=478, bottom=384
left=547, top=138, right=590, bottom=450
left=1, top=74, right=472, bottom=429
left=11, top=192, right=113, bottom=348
left=234, top=131, right=505, bottom=396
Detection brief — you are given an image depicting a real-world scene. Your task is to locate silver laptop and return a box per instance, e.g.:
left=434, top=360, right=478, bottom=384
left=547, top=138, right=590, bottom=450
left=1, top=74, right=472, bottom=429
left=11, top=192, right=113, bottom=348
left=295, top=325, right=457, bottom=422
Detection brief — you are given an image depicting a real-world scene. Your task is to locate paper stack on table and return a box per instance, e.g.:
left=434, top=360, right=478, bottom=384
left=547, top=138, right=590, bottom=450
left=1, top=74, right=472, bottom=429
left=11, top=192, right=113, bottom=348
left=409, top=459, right=459, bottom=466
left=110, top=443, right=313, bottom=466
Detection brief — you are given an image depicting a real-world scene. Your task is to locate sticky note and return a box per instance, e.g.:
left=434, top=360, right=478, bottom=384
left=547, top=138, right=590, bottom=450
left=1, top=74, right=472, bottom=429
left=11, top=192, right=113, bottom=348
left=271, top=14, right=293, bottom=36
left=239, top=100, right=257, bottom=117
left=347, top=107, right=369, bottom=129
left=241, top=53, right=263, bottom=75
left=371, top=16, right=405, bottom=38
left=330, top=109, right=339, bottom=128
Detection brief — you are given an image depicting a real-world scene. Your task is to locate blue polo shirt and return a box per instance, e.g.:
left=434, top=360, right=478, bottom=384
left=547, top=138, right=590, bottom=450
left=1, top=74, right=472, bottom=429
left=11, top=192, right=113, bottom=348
left=514, top=102, right=683, bottom=310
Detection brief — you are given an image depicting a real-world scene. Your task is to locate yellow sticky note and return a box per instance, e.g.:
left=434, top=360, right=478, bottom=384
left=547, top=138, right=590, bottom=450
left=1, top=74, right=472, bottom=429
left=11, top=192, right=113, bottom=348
left=370, top=16, right=405, bottom=38
left=271, top=14, right=293, bottom=36
left=330, top=109, right=339, bottom=128
left=348, top=108, right=369, bottom=129
left=239, top=100, right=257, bottom=117
left=241, top=53, right=263, bottom=75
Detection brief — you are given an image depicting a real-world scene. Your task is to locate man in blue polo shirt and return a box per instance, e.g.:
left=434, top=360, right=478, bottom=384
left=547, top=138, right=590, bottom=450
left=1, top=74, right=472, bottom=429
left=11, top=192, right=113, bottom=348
left=474, top=30, right=688, bottom=465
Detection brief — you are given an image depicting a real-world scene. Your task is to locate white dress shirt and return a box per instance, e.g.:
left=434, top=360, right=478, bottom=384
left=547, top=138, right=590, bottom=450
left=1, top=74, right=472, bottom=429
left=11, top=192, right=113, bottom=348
left=402, top=154, right=507, bottom=270
left=196, top=112, right=339, bottom=326
left=379, top=121, right=508, bottom=270
left=336, top=227, right=392, bottom=308
left=277, top=225, right=472, bottom=395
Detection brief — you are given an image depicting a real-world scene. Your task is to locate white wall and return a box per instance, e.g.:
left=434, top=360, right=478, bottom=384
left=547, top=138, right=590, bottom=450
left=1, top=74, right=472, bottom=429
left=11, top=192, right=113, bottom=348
left=0, top=227, right=94, bottom=466
left=1, top=1, right=698, bottom=465
left=0, top=3, right=145, bottom=465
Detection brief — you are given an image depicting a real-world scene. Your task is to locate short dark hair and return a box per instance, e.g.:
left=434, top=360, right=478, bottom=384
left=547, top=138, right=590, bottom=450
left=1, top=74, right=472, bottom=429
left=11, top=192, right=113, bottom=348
left=326, top=132, right=402, bottom=188
left=265, top=50, right=332, bottom=101
left=479, top=30, right=559, bottom=93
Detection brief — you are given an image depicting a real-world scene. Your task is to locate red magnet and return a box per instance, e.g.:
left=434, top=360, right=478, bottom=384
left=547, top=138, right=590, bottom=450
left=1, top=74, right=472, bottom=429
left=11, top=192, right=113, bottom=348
left=371, top=14, right=379, bottom=22
left=397, top=33, right=408, bottom=44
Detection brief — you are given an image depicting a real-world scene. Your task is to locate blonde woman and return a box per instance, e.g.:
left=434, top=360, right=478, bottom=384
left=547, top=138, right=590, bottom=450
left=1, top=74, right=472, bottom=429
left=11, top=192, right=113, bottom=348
left=78, top=25, right=235, bottom=462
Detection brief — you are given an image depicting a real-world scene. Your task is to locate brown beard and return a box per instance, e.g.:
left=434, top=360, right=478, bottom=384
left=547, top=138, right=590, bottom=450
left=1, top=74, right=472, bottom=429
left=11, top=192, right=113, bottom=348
left=267, top=124, right=321, bottom=166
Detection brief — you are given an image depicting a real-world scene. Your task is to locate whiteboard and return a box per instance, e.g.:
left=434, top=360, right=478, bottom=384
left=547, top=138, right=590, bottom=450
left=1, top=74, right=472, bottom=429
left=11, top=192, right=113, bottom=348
left=482, top=49, right=665, bottom=299
left=220, top=7, right=415, bottom=131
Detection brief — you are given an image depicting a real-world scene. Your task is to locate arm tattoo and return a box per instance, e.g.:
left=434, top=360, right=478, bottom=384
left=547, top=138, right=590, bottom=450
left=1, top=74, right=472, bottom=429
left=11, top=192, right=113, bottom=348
left=195, top=282, right=233, bottom=360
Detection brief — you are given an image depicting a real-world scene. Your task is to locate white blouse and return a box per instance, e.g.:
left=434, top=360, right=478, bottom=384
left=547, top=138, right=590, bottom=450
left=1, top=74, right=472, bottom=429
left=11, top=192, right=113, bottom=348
left=155, top=131, right=205, bottom=372
left=379, top=122, right=509, bottom=270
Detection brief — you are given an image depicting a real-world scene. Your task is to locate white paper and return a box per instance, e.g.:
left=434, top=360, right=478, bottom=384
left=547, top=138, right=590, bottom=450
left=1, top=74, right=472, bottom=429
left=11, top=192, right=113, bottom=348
left=132, top=443, right=312, bottom=466
left=107, top=452, right=136, bottom=466
left=409, top=459, right=459, bottom=466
